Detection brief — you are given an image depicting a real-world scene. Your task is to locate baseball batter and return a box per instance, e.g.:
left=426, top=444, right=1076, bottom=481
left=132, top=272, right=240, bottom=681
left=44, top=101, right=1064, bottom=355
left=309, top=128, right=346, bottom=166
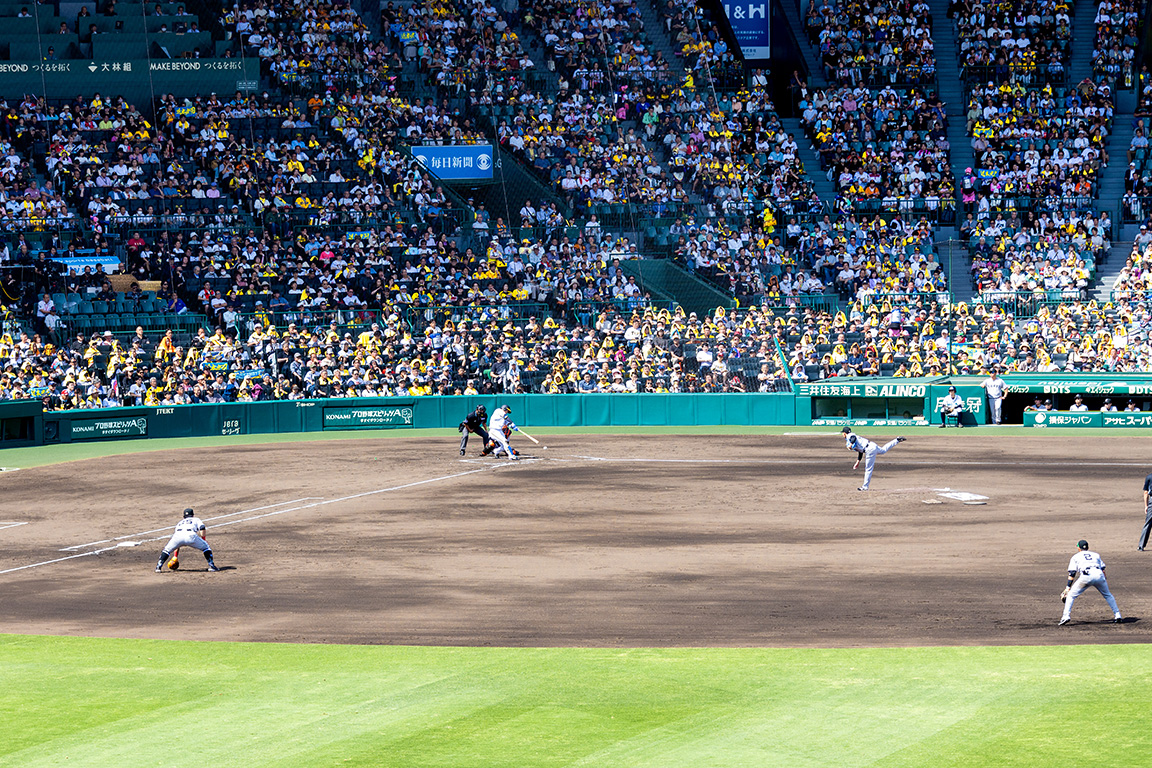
left=484, top=404, right=520, bottom=460
left=842, top=427, right=906, bottom=491
left=1059, top=540, right=1122, bottom=625
left=981, top=369, right=1006, bottom=425
left=155, top=508, right=220, bottom=572
left=458, top=404, right=489, bottom=456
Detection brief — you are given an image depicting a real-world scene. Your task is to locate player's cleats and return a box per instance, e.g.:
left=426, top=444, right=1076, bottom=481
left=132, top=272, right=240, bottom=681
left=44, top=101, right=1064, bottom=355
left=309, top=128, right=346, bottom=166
left=155, top=566, right=163, bottom=573
left=857, top=487, right=868, bottom=491
left=1115, top=615, right=1124, bottom=623
left=1058, top=617, right=1070, bottom=626
left=208, top=564, right=220, bottom=572
left=897, top=436, right=907, bottom=442
left=939, top=423, right=946, bottom=428
left=460, top=449, right=465, bottom=456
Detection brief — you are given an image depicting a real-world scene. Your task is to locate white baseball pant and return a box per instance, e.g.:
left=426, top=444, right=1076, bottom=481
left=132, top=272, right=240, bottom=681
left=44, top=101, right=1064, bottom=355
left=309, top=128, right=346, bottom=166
left=988, top=396, right=1002, bottom=425
left=860, top=439, right=900, bottom=490
left=162, top=530, right=211, bottom=553
left=1062, top=570, right=1121, bottom=621
left=489, top=429, right=516, bottom=459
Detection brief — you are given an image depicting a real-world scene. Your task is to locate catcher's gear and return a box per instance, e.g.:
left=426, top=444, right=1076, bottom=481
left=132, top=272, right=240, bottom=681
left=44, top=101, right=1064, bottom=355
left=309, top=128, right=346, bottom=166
left=1060, top=587, right=1070, bottom=603
left=476, top=405, right=486, bottom=416
left=183, top=508, right=195, bottom=518
left=503, top=425, right=513, bottom=439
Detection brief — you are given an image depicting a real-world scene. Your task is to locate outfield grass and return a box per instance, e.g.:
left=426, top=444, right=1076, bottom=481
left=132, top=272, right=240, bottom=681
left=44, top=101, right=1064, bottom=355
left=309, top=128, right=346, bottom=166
left=0, top=423, right=1088, bottom=469
left=3, top=634, right=1149, bottom=768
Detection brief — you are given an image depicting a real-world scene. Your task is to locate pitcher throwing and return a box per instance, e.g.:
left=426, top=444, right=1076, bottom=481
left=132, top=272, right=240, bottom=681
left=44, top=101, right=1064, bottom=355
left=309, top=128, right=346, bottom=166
left=842, top=427, right=906, bottom=491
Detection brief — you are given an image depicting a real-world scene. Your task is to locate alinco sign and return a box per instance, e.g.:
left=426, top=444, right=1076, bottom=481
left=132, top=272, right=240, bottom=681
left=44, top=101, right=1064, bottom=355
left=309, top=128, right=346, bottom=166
left=323, top=406, right=415, bottom=429
left=71, top=417, right=148, bottom=440
left=798, top=383, right=927, bottom=398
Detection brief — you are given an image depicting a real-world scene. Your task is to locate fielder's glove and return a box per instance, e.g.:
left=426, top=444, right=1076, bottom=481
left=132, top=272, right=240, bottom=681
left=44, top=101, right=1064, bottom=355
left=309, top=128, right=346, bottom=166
left=1060, top=587, right=1070, bottom=603
left=458, top=422, right=466, bottom=432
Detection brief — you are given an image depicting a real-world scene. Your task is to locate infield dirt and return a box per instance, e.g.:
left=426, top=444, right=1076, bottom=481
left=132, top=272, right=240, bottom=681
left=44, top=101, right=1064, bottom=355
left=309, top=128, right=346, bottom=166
left=1, top=433, right=1149, bottom=647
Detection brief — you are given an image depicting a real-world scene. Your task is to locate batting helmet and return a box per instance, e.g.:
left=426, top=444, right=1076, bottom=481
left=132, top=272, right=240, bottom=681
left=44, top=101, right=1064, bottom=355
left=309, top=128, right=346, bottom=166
left=183, top=508, right=195, bottom=518
left=502, top=404, right=511, bottom=413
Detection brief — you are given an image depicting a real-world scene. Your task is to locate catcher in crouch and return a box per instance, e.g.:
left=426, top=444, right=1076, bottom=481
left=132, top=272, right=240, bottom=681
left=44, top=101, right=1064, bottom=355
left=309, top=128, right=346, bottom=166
left=458, top=404, right=489, bottom=455
left=482, top=404, right=520, bottom=460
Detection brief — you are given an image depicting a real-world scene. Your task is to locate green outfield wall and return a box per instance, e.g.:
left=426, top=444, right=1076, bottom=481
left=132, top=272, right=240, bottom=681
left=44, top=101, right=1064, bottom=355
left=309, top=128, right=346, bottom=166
left=6, top=372, right=1152, bottom=448
left=18, top=393, right=798, bottom=447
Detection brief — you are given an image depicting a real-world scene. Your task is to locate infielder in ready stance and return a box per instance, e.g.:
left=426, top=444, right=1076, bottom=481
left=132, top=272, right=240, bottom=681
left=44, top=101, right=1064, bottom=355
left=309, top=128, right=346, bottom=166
left=155, top=508, right=220, bottom=572
left=483, top=404, right=520, bottom=460
left=1060, top=539, right=1122, bottom=625
left=458, top=404, right=489, bottom=456
left=842, top=427, right=906, bottom=491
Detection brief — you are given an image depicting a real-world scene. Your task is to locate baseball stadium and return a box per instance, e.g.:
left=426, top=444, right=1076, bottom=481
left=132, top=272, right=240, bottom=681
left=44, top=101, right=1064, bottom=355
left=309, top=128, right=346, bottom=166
left=4, top=0, right=1152, bottom=765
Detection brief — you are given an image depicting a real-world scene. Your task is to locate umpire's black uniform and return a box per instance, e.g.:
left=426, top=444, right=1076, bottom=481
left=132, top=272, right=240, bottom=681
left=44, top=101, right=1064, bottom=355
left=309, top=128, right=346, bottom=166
left=1140, top=473, right=1152, bottom=551
left=459, top=406, right=489, bottom=455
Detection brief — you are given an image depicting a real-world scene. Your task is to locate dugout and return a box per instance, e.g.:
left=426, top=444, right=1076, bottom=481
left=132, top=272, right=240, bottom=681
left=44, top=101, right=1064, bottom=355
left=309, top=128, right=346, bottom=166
left=999, top=373, right=1152, bottom=423
left=0, top=399, right=42, bottom=447
left=796, top=377, right=934, bottom=427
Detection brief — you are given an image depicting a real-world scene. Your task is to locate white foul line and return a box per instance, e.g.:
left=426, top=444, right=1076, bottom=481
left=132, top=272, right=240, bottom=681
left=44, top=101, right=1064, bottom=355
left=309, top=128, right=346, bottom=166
left=60, top=498, right=325, bottom=551
left=0, top=521, right=28, bottom=531
left=2, top=468, right=495, bottom=576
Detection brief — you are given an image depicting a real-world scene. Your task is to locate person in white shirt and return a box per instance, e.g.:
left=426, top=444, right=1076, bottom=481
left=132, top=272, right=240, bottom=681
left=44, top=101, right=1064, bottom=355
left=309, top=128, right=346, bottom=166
left=484, top=404, right=519, bottom=460
left=939, top=386, right=965, bottom=427
left=842, top=427, right=906, bottom=491
left=155, top=508, right=220, bottom=572
left=981, top=369, right=1007, bottom=424
left=1069, top=394, right=1088, bottom=411
left=1059, top=540, right=1122, bottom=625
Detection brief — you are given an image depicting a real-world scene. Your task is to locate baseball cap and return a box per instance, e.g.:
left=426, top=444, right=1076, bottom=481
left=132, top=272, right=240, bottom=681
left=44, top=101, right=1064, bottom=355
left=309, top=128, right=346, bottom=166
left=948, top=386, right=956, bottom=392
left=1077, top=540, right=1089, bottom=550
left=841, top=426, right=852, bottom=433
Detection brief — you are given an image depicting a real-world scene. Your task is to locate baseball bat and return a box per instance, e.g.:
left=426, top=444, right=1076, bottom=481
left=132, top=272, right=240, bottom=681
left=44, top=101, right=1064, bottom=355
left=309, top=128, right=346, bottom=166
left=517, top=428, right=540, bottom=444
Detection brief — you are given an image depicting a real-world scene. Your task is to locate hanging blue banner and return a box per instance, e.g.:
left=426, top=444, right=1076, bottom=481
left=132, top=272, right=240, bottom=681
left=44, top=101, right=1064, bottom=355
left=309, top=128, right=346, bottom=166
left=411, top=144, right=494, bottom=181
left=723, top=1, right=771, bottom=60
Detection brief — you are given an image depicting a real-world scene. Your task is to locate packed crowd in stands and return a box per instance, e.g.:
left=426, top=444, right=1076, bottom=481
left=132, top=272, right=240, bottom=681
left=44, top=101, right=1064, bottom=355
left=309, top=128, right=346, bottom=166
left=960, top=0, right=1120, bottom=217
left=805, top=0, right=937, bottom=86
left=1091, top=0, right=1138, bottom=85
left=952, top=0, right=1071, bottom=83
left=0, top=302, right=798, bottom=408
left=677, top=210, right=948, bottom=305
left=783, top=291, right=1152, bottom=378
left=1111, top=230, right=1152, bottom=299
left=800, top=84, right=954, bottom=217
left=964, top=78, right=1112, bottom=214
left=961, top=208, right=1109, bottom=300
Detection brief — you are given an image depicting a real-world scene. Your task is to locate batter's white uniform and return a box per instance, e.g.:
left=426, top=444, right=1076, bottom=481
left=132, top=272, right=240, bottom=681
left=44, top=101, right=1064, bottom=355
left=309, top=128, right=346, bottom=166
left=846, top=433, right=901, bottom=490
left=1061, top=550, right=1121, bottom=623
left=488, top=407, right=518, bottom=460
left=981, top=375, right=1006, bottom=424
left=162, top=515, right=212, bottom=554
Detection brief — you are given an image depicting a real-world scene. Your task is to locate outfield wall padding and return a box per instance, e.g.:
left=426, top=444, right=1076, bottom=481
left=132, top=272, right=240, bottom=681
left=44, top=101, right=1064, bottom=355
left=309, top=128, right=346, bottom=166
left=24, top=393, right=798, bottom=446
